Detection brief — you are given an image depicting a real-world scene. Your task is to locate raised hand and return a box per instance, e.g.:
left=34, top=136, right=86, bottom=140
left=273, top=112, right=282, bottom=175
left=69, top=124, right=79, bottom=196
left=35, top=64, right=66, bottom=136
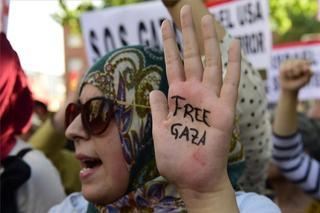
left=149, top=4, right=241, bottom=205
left=279, top=59, right=312, bottom=93
left=273, top=60, right=312, bottom=137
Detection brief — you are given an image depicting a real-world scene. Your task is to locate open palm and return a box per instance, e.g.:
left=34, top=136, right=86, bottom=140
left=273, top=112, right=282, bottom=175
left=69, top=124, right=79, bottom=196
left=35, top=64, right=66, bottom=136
left=150, top=5, right=241, bottom=194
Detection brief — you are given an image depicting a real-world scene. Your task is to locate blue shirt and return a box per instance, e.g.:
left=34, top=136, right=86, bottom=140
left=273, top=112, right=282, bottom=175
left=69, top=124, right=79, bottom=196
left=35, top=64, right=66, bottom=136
left=50, top=191, right=280, bottom=213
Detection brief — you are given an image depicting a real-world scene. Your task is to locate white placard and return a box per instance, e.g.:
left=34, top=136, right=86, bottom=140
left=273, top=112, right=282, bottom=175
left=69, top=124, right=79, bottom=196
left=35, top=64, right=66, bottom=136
left=267, top=41, right=320, bottom=102
left=207, top=0, right=272, bottom=70
left=81, top=0, right=272, bottom=69
left=81, top=1, right=175, bottom=66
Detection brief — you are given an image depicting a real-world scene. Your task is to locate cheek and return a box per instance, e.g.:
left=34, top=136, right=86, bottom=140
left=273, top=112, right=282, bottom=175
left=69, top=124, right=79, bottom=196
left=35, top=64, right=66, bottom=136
left=109, top=151, right=129, bottom=183
left=98, top=142, right=128, bottom=178
left=100, top=144, right=129, bottom=199
left=95, top=134, right=129, bottom=187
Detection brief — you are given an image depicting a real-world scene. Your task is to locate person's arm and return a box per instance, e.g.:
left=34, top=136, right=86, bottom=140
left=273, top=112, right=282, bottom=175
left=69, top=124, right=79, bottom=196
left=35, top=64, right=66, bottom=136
left=273, top=59, right=312, bottom=136
left=164, top=0, right=272, bottom=194
left=162, top=0, right=225, bottom=55
left=272, top=59, right=320, bottom=199
left=272, top=133, right=320, bottom=199
left=151, top=5, right=240, bottom=212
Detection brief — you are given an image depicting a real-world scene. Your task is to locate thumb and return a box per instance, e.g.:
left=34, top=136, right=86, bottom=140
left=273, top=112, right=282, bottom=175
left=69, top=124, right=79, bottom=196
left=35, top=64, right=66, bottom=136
left=150, top=90, right=168, bottom=128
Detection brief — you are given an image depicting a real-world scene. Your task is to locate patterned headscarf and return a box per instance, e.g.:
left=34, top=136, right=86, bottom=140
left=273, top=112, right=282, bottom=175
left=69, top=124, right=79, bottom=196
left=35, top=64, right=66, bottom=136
left=0, top=33, right=33, bottom=161
left=80, top=45, right=245, bottom=212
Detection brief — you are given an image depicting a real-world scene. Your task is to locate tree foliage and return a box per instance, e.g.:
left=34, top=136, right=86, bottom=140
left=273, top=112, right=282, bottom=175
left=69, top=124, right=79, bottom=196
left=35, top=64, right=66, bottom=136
left=53, top=0, right=320, bottom=43
left=270, top=0, right=320, bottom=43
left=52, top=0, right=150, bottom=33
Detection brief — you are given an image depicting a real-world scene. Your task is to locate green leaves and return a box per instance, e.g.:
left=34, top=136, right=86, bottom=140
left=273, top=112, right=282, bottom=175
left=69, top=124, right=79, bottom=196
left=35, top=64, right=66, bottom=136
left=52, top=0, right=150, bottom=34
left=270, top=0, right=320, bottom=44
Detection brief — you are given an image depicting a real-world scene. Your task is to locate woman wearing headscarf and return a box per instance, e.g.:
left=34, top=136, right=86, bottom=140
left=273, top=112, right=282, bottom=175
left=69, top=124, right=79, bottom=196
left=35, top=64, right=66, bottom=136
left=51, top=6, right=279, bottom=212
left=0, top=32, right=65, bottom=213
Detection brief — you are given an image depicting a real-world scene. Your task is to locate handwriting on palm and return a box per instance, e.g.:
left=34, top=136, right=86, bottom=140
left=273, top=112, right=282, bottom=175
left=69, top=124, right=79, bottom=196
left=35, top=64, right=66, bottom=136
left=150, top=6, right=241, bottom=193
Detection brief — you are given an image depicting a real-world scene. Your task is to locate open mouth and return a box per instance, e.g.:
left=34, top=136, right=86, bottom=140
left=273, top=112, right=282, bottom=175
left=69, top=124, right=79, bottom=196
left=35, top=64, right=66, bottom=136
left=78, top=157, right=103, bottom=179
left=81, top=158, right=102, bottom=169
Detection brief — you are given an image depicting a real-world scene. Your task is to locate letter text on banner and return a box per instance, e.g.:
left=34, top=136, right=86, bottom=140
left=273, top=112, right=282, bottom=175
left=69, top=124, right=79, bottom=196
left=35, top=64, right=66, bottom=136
left=81, top=0, right=271, bottom=70
left=207, top=0, right=272, bottom=71
left=80, top=1, right=176, bottom=66
left=267, top=41, right=320, bottom=102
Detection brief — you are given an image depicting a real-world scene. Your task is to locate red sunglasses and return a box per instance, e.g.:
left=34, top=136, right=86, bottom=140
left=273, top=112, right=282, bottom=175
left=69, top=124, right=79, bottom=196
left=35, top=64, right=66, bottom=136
left=65, top=97, right=150, bottom=135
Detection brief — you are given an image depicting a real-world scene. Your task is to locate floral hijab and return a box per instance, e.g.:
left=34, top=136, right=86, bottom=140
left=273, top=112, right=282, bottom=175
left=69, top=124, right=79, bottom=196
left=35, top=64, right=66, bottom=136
left=80, top=45, right=244, bottom=212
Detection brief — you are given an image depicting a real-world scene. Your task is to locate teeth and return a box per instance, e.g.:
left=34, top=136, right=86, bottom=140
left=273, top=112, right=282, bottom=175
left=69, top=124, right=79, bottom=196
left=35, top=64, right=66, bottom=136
left=80, top=168, right=90, bottom=174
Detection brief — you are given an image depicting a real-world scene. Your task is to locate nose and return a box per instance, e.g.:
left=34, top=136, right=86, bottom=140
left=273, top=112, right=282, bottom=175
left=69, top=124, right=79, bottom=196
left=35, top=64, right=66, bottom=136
left=65, top=114, right=89, bottom=142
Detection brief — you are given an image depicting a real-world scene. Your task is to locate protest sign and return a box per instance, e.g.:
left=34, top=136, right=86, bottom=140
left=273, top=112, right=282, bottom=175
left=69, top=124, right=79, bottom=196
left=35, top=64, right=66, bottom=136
left=81, top=1, right=176, bottom=66
left=81, top=0, right=272, bottom=69
left=267, top=41, right=320, bottom=102
left=207, top=0, right=272, bottom=70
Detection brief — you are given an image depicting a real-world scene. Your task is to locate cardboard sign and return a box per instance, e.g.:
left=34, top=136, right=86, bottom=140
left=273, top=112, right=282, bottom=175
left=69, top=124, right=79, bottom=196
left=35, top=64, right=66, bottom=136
left=267, top=41, right=320, bottom=102
left=207, top=0, right=272, bottom=70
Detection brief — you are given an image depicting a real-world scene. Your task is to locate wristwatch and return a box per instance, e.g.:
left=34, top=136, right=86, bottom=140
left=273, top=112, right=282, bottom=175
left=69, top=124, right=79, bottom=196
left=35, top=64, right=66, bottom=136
left=162, top=0, right=180, bottom=7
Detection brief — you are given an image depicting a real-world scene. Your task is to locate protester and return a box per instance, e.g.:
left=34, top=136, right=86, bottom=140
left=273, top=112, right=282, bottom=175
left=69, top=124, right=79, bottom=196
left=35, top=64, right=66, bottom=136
left=20, top=99, right=50, bottom=141
left=29, top=91, right=81, bottom=195
left=0, top=32, right=65, bottom=213
left=33, top=100, right=49, bottom=122
left=51, top=6, right=279, bottom=212
left=162, top=0, right=272, bottom=194
left=272, top=59, right=319, bottom=210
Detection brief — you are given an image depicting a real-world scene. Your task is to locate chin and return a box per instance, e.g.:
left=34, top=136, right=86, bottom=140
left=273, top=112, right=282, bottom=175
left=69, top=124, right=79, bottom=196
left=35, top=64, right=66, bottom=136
left=82, top=185, right=123, bottom=205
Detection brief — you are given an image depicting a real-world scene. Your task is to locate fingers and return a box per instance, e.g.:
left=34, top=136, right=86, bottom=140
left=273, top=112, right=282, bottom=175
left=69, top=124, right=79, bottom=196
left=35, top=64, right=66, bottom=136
left=296, top=73, right=311, bottom=87
left=280, top=59, right=312, bottom=91
left=201, top=14, right=222, bottom=95
left=296, top=60, right=312, bottom=76
left=220, top=39, right=241, bottom=108
left=295, top=60, right=312, bottom=86
left=281, top=59, right=311, bottom=80
left=161, top=20, right=185, bottom=85
left=150, top=90, right=168, bottom=128
left=180, top=5, right=203, bottom=81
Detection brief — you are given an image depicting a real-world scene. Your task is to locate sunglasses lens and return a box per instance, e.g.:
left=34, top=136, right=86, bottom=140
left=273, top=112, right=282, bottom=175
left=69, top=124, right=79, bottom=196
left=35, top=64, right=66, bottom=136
left=65, top=103, right=80, bottom=129
left=83, top=99, right=113, bottom=135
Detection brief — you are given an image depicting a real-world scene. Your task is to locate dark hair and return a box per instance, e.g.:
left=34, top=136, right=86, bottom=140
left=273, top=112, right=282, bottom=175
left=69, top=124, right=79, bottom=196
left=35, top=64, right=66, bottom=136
left=33, top=100, right=48, bottom=113
left=298, top=112, right=320, bottom=161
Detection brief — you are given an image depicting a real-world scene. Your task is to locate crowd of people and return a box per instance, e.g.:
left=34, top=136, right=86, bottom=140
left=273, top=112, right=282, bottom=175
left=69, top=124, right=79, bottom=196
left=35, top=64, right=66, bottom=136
left=0, top=0, right=319, bottom=212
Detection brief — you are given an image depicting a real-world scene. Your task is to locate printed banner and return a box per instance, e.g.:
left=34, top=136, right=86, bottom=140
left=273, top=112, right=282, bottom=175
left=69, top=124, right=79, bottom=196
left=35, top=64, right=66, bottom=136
left=267, top=41, right=320, bottom=102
